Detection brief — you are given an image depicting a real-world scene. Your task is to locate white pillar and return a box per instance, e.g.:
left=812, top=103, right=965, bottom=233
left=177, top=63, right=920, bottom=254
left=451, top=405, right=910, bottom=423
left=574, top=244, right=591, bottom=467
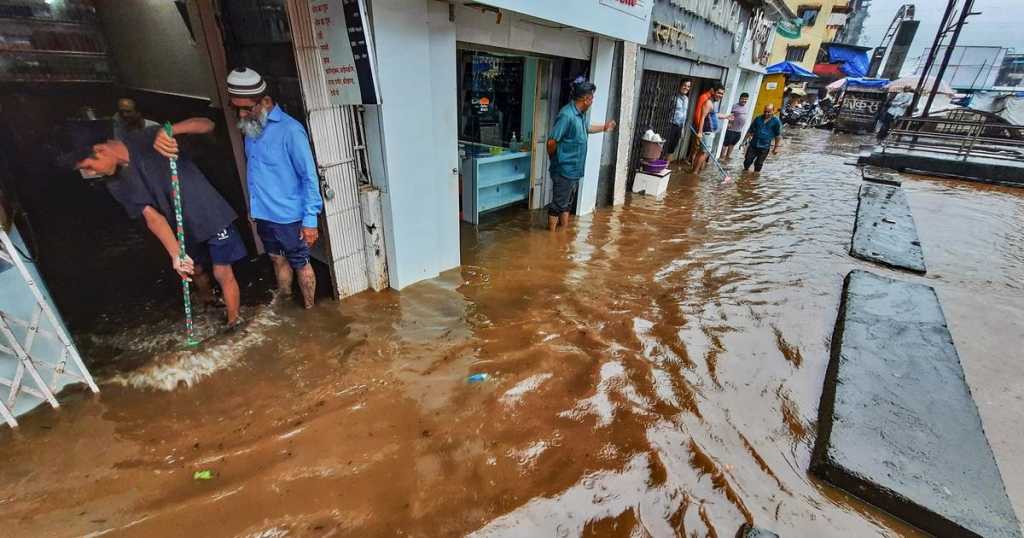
left=366, top=0, right=460, bottom=289
left=613, top=42, right=639, bottom=206
left=577, top=36, right=616, bottom=216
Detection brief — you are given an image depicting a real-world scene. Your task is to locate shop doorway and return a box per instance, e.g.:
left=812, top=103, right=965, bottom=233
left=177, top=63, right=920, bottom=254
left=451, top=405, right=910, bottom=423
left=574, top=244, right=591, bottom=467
left=456, top=47, right=589, bottom=227
left=0, top=3, right=261, bottom=349
left=630, top=72, right=723, bottom=182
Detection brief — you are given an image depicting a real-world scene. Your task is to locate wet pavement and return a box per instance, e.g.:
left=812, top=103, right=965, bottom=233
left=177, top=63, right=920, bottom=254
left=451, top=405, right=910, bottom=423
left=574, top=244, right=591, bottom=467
left=2, top=129, right=1022, bottom=537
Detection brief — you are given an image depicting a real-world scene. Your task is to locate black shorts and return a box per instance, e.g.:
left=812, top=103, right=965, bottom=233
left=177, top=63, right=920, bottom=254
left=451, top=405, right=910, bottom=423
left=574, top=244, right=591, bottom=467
left=547, top=174, right=579, bottom=216
left=188, top=222, right=247, bottom=268
left=724, top=130, right=742, bottom=147
left=256, top=219, right=311, bottom=269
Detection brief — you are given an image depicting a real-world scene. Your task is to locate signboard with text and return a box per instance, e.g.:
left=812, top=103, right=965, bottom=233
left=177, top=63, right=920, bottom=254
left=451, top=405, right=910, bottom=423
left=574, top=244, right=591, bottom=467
left=472, top=0, right=654, bottom=44
left=309, top=0, right=381, bottom=105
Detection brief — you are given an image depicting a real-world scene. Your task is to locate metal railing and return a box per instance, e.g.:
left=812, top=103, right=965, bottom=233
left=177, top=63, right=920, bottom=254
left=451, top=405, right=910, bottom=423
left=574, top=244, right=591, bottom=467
left=882, top=116, right=1024, bottom=162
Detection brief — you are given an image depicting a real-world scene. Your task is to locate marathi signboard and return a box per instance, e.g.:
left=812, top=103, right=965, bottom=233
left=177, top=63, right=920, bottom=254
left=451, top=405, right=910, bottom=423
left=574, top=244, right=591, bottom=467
left=471, top=0, right=655, bottom=44
left=776, top=18, right=803, bottom=39
left=836, top=88, right=886, bottom=134
left=309, top=0, right=381, bottom=105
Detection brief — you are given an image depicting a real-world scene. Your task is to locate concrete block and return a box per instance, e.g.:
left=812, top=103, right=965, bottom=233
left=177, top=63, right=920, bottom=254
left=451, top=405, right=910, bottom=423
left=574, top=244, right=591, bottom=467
left=812, top=270, right=1022, bottom=538
left=850, top=183, right=926, bottom=273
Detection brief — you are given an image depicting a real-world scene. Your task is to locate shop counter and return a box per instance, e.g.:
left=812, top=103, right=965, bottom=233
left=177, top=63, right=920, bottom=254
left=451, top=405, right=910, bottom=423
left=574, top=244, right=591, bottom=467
left=460, top=147, right=532, bottom=224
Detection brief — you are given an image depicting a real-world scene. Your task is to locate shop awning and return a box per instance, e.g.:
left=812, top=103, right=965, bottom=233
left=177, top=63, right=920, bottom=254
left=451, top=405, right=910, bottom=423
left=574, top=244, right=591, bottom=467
left=467, top=0, right=654, bottom=44
left=766, top=61, right=818, bottom=79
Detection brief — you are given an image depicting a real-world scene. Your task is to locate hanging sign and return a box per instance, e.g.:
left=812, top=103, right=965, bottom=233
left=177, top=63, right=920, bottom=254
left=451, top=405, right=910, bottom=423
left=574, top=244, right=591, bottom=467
left=309, top=0, right=381, bottom=105
left=776, top=18, right=803, bottom=39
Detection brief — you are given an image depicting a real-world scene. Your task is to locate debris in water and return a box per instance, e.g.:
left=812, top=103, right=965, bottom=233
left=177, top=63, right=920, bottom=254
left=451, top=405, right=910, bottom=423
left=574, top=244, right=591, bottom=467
left=193, top=470, right=214, bottom=481
left=467, top=373, right=489, bottom=383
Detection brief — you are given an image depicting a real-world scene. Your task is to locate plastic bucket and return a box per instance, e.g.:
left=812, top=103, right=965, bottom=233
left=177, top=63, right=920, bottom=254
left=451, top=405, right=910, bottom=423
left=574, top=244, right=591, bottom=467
left=641, top=140, right=663, bottom=160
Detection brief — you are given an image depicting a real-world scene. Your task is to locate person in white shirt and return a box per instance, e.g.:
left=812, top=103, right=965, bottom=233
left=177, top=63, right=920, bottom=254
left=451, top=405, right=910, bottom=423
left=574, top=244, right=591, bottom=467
left=878, top=87, right=914, bottom=142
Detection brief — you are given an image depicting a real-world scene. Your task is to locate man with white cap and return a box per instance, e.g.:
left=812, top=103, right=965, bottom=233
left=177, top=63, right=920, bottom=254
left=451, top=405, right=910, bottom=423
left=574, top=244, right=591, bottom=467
left=216, top=68, right=324, bottom=308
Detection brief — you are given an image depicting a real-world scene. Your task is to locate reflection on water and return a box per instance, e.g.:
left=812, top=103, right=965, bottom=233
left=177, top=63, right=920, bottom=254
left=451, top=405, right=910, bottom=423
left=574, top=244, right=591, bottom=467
left=1, top=130, right=1022, bottom=537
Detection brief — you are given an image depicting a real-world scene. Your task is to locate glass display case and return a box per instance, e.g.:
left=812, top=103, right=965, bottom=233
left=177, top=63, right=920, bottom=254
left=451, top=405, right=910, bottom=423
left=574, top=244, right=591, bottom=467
left=0, top=0, right=112, bottom=83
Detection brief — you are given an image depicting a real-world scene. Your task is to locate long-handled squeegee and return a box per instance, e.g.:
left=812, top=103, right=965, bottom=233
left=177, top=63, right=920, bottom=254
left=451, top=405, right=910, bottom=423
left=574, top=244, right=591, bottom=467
left=689, top=125, right=733, bottom=183
left=164, top=122, right=199, bottom=347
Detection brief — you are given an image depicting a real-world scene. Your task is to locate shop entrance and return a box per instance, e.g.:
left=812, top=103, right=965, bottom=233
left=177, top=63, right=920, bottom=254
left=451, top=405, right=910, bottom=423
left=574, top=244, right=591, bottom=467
left=456, top=47, right=589, bottom=226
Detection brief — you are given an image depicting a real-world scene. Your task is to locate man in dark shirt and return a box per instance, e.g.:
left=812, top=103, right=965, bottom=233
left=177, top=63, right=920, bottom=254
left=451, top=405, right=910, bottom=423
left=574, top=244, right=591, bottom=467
left=75, top=120, right=245, bottom=329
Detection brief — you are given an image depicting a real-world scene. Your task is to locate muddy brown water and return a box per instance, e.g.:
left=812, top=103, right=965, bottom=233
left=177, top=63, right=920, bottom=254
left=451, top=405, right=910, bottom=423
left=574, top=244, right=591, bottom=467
left=2, top=129, right=1022, bottom=537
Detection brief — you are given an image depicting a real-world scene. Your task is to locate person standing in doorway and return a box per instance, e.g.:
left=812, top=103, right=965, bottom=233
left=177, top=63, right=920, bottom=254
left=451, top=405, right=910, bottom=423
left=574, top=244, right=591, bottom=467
left=661, top=79, right=691, bottom=161
left=224, top=67, right=323, bottom=308
left=721, top=92, right=751, bottom=160
left=691, top=83, right=730, bottom=174
left=742, top=104, right=783, bottom=173
left=877, top=87, right=913, bottom=142
left=546, top=79, right=616, bottom=231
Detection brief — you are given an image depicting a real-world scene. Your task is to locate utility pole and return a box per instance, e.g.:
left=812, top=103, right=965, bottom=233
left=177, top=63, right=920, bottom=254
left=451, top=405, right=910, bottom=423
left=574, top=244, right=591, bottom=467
left=910, top=0, right=957, bottom=115
left=923, top=0, right=977, bottom=116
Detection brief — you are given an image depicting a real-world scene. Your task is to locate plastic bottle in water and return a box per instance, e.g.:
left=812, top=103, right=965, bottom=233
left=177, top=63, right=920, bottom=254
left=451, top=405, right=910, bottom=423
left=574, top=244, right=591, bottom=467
left=467, top=373, right=489, bottom=383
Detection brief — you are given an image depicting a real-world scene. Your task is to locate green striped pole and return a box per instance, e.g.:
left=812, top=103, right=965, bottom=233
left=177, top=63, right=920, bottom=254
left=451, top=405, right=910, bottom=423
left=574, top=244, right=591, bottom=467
left=164, top=122, right=199, bottom=347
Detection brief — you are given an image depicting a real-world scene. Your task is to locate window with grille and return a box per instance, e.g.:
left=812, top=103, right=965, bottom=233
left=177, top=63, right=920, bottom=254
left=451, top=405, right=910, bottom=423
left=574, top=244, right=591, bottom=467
left=786, top=46, right=809, bottom=62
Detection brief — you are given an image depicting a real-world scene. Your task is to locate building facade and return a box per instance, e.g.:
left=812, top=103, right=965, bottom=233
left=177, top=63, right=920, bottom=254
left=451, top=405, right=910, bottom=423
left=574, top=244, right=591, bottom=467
left=767, top=0, right=851, bottom=71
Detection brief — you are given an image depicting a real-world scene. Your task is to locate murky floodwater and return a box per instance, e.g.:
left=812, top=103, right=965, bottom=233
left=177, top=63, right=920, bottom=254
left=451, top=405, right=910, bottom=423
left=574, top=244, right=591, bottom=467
left=2, top=129, right=1022, bottom=537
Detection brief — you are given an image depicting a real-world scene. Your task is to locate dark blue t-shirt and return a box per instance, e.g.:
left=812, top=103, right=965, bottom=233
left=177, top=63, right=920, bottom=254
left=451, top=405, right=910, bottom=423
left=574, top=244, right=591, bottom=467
left=105, top=126, right=237, bottom=245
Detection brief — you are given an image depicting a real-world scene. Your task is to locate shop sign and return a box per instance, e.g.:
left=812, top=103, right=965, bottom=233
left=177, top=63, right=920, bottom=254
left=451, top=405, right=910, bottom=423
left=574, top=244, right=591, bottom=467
left=470, top=0, right=655, bottom=43
left=667, top=0, right=742, bottom=34
left=776, top=18, right=804, bottom=39
left=747, top=8, right=775, bottom=66
left=309, top=0, right=381, bottom=105
left=652, top=20, right=695, bottom=50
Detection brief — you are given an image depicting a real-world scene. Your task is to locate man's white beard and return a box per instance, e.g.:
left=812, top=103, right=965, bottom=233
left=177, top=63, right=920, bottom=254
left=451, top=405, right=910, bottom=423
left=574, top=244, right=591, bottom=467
left=238, top=107, right=269, bottom=139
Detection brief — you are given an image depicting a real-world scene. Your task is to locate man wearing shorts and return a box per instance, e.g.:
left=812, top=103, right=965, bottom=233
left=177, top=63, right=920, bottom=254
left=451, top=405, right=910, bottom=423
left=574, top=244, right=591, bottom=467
left=76, top=119, right=246, bottom=330
left=721, top=92, right=750, bottom=160
left=545, top=79, right=616, bottom=231
left=225, top=68, right=323, bottom=308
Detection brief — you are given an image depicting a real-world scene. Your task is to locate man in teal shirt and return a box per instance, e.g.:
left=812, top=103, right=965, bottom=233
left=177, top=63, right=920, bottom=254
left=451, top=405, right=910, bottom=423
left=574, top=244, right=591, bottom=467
left=545, top=80, right=616, bottom=231
left=742, top=104, right=783, bottom=173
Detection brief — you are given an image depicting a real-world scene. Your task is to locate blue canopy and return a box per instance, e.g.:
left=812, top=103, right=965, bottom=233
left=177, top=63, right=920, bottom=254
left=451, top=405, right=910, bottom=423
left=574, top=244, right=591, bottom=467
left=826, top=44, right=870, bottom=78
left=844, top=77, right=889, bottom=89
left=765, top=61, right=818, bottom=78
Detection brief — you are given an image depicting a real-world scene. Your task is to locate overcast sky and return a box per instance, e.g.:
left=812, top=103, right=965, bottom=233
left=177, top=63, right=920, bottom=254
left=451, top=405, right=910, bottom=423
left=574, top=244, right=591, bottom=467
left=858, top=0, right=1023, bottom=72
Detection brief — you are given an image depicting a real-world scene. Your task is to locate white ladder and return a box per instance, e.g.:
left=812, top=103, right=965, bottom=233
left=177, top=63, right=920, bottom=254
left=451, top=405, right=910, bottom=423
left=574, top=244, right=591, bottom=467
left=0, top=228, right=99, bottom=427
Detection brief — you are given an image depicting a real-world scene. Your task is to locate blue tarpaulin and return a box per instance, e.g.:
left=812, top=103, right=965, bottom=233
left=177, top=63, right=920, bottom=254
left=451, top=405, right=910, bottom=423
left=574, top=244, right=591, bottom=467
left=845, top=77, right=889, bottom=89
left=765, top=61, right=818, bottom=78
left=827, top=45, right=870, bottom=77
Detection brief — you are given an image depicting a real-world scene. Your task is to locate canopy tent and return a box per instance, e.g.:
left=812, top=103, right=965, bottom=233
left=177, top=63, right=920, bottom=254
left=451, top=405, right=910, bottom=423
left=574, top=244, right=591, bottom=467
left=888, top=75, right=955, bottom=95
left=827, top=77, right=890, bottom=91
left=766, top=61, right=818, bottom=79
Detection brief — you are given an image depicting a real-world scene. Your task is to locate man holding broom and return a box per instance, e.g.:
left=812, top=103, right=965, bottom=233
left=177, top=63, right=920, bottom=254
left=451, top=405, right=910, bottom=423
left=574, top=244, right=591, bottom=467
left=75, top=119, right=246, bottom=331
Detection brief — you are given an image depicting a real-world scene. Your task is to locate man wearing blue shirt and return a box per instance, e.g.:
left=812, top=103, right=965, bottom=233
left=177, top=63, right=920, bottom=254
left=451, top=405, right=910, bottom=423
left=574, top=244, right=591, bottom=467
left=225, top=68, right=324, bottom=308
left=545, top=80, right=616, bottom=231
left=742, top=104, right=783, bottom=173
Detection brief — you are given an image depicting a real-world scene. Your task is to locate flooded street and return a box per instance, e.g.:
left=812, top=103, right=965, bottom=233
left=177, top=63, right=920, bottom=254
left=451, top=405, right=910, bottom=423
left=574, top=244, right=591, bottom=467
left=2, top=129, right=1022, bottom=537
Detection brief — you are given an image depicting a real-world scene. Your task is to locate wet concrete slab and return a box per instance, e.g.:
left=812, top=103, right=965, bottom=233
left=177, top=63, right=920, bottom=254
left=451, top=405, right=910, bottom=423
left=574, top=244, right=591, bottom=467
left=850, top=182, right=926, bottom=273
left=812, top=270, right=1023, bottom=538
left=858, top=147, right=1024, bottom=187
left=862, top=165, right=902, bottom=187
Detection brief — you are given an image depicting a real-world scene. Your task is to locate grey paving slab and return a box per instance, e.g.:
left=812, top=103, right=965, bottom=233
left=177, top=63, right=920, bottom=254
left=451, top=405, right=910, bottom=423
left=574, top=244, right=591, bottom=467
left=850, top=182, right=926, bottom=273
left=812, top=270, right=1023, bottom=538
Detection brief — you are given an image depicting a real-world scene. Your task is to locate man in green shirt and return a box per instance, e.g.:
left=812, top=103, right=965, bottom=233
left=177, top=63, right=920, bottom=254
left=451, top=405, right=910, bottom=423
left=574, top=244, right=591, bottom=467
left=545, top=80, right=616, bottom=231
left=742, top=104, right=783, bottom=172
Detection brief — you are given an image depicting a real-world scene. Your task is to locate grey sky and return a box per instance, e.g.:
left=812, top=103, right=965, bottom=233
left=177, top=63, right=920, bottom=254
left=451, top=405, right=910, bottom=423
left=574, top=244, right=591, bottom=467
left=858, top=0, right=1023, bottom=73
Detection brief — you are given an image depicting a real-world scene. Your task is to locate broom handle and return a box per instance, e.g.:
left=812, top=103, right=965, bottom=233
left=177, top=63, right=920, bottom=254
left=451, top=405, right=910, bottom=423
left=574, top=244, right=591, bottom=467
left=164, top=122, right=197, bottom=345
